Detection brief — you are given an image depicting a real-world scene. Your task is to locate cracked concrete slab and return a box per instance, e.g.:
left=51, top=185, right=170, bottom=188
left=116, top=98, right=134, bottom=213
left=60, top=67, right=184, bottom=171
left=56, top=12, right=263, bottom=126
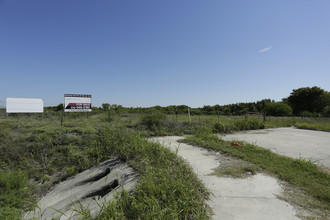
left=24, top=158, right=137, bottom=220
left=151, top=136, right=299, bottom=220
left=221, top=127, right=330, bottom=168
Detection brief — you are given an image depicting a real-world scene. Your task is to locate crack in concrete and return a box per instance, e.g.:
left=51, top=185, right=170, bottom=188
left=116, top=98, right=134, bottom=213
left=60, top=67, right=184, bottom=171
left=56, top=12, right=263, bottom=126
left=23, top=158, right=138, bottom=220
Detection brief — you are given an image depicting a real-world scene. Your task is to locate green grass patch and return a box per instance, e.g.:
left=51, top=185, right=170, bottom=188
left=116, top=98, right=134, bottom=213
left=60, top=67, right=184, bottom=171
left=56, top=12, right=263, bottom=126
left=0, top=170, right=36, bottom=220
left=212, top=164, right=260, bottom=179
left=295, top=122, right=330, bottom=131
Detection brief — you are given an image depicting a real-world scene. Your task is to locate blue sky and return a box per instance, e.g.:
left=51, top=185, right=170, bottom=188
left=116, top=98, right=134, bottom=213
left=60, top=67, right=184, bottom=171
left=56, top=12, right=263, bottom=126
left=0, top=0, right=329, bottom=107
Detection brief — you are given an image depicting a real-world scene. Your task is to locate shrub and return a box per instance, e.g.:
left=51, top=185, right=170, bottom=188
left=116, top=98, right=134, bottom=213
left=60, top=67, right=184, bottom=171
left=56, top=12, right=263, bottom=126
left=141, top=113, right=166, bottom=130
left=163, top=120, right=197, bottom=135
left=322, top=106, right=330, bottom=117
left=300, top=111, right=318, bottom=117
left=233, top=118, right=264, bottom=131
left=213, top=122, right=226, bottom=133
left=264, top=102, right=292, bottom=116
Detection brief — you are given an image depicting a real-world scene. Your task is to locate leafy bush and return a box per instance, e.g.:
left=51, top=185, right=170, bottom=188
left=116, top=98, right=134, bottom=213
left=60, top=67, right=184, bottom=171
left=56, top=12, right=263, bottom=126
left=141, top=113, right=166, bottom=131
left=300, top=111, right=318, bottom=117
left=233, top=118, right=264, bottom=131
left=213, top=122, right=226, bottom=133
left=322, top=106, right=330, bottom=117
left=264, top=102, right=292, bottom=116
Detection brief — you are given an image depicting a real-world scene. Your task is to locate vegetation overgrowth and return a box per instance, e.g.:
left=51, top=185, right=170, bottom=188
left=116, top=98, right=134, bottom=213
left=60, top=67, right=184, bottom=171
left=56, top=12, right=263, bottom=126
left=42, top=86, right=330, bottom=118
left=95, top=127, right=209, bottom=219
left=0, top=110, right=329, bottom=219
left=181, top=129, right=330, bottom=215
left=0, top=114, right=209, bottom=219
left=294, top=118, right=330, bottom=131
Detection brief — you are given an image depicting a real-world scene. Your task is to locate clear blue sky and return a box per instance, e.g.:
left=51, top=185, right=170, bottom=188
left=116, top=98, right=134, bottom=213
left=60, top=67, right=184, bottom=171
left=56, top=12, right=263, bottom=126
left=1, top=0, right=329, bottom=107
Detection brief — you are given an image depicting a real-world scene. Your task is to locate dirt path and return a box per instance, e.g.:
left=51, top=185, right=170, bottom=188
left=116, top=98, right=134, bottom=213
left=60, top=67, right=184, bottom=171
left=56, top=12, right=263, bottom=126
left=221, top=127, right=330, bottom=169
left=151, top=136, right=299, bottom=220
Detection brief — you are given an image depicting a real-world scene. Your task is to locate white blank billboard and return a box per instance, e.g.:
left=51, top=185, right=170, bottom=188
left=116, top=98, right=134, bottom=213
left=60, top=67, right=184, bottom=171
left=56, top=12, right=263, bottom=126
left=6, top=98, right=44, bottom=113
left=64, top=94, right=92, bottom=112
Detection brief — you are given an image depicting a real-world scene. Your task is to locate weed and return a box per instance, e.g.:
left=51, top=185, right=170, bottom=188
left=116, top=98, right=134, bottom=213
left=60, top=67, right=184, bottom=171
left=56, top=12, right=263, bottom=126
left=141, top=113, right=166, bottom=130
left=233, top=118, right=265, bottom=131
left=213, top=121, right=226, bottom=133
left=0, top=170, right=36, bottom=219
left=212, top=164, right=260, bottom=178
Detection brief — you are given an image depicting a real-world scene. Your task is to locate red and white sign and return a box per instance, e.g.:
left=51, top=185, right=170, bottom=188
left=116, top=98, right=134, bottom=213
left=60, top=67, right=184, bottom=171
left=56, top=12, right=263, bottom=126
left=64, top=94, right=92, bottom=112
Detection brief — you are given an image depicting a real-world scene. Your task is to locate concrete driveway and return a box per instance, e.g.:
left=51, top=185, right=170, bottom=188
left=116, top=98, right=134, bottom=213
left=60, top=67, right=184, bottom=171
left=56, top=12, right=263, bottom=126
left=221, top=127, right=330, bottom=168
left=151, top=136, right=299, bottom=220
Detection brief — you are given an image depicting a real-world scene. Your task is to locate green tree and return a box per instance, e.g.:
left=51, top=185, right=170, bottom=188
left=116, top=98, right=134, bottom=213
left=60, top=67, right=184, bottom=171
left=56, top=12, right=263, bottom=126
left=55, top=103, right=64, bottom=111
left=256, top=99, right=272, bottom=112
left=286, top=86, right=328, bottom=115
left=264, top=102, right=292, bottom=116
left=201, top=105, right=210, bottom=114
left=322, top=106, right=330, bottom=117
left=102, top=103, right=110, bottom=109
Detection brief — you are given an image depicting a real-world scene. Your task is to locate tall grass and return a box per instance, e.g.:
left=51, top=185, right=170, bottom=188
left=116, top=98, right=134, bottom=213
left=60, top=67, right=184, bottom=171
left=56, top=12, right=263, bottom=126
left=294, top=117, right=330, bottom=131
left=1, top=111, right=329, bottom=218
left=0, top=114, right=210, bottom=219
left=0, top=170, right=36, bottom=220
left=94, top=127, right=209, bottom=219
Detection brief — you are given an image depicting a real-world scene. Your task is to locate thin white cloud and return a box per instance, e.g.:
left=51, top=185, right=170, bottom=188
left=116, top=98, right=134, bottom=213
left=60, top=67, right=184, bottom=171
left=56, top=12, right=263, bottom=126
left=259, top=46, right=272, bottom=53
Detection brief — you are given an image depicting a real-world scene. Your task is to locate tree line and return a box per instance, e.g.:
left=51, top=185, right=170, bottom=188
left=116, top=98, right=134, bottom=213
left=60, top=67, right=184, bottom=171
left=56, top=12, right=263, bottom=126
left=49, top=86, right=330, bottom=117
